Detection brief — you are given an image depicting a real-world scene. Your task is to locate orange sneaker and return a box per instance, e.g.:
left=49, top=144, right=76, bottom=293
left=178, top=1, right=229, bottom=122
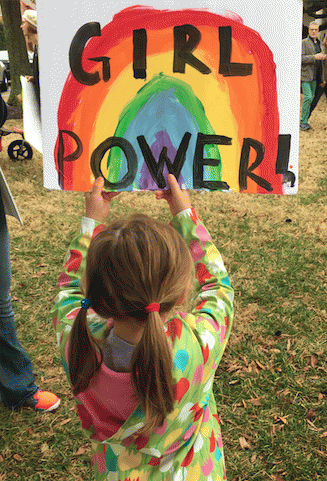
left=24, top=390, right=60, bottom=412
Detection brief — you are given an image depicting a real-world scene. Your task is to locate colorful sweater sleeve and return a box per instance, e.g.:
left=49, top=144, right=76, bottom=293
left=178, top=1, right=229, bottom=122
left=51, top=217, right=108, bottom=371
left=170, top=207, right=234, bottom=362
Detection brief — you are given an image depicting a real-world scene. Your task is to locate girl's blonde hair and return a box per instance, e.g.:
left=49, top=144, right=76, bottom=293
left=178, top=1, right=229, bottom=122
left=68, top=214, right=193, bottom=436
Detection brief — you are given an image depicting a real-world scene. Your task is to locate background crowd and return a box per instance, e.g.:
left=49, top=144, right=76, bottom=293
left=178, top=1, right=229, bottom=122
left=300, top=20, right=327, bottom=130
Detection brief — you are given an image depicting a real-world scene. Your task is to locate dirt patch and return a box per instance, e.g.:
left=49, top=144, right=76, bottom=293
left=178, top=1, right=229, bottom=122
left=6, top=104, right=23, bottom=120
left=2, top=88, right=23, bottom=119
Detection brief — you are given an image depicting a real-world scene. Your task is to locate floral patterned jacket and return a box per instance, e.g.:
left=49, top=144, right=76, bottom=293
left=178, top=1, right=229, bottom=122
left=51, top=207, right=234, bottom=481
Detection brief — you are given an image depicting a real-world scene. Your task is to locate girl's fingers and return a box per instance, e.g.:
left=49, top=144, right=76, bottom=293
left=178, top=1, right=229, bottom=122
left=167, top=174, right=181, bottom=193
left=94, top=177, right=104, bottom=190
left=87, top=177, right=104, bottom=196
left=155, top=191, right=163, bottom=199
left=102, top=191, right=120, bottom=201
left=156, top=190, right=171, bottom=200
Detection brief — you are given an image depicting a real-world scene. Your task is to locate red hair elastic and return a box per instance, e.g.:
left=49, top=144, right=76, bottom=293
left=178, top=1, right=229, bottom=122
left=145, top=303, right=160, bottom=313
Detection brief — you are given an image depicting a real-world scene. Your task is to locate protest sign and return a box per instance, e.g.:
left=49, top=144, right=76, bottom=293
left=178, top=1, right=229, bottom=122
left=21, top=76, right=42, bottom=153
left=0, top=167, right=22, bottom=223
left=38, top=1, right=302, bottom=194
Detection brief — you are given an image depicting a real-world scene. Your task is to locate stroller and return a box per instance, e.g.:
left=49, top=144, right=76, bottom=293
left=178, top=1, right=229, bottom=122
left=0, top=91, right=33, bottom=161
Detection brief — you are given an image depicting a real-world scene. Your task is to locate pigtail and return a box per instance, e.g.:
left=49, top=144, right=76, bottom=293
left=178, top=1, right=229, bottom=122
left=131, top=310, right=174, bottom=436
left=68, top=307, right=102, bottom=396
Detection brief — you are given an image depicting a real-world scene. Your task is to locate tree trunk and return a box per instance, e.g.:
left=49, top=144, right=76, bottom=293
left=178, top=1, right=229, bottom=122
left=0, top=0, right=31, bottom=105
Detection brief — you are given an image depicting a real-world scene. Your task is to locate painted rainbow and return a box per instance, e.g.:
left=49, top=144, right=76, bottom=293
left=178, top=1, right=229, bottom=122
left=55, top=7, right=284, bottom=194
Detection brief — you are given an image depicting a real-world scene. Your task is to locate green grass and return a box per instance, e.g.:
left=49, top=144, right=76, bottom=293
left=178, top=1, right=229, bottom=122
left=0, top=111, right=327, bottom=480
left=211, top=195, right=327, bottom=480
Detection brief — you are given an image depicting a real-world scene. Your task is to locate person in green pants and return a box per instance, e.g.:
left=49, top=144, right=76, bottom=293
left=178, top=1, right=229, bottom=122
left=300, top=21, right=327, bottom=131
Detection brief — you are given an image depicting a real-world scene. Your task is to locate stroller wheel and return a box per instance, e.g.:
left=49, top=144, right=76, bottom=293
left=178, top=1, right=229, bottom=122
left=8, top=140, right=33, bottom=161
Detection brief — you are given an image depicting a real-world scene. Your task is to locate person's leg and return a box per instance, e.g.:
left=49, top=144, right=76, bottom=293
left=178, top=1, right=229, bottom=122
left=309, top=83, right=324, bottom=117
left=0, top=192, right=38, bottom=408
left=300, top=80, right=316, bottom=125
left=323, top=84, right=327, bottom=101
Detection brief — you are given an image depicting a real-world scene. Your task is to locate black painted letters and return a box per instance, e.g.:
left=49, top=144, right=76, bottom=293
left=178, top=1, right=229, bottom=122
left=69, top=22, right=110, bottom=85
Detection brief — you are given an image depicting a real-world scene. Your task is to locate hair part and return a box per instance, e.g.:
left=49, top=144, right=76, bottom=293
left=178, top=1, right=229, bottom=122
left=68, top=214, right=193, bottom=436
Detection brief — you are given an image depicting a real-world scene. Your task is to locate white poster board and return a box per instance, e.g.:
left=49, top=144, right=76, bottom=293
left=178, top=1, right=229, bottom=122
left=38, top=1, right=303, bottom=195
left=0, top=167, right=23, bottom=223
left=21, top=76, right=42, bottom=153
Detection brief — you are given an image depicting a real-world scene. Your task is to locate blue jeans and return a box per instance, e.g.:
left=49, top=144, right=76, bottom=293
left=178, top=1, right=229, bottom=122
left=0, top=191, right=38, bottom=407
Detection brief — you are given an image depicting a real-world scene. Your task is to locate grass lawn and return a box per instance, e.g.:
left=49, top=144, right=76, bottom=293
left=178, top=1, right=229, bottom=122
left=0, top=97, right=326, bottom=480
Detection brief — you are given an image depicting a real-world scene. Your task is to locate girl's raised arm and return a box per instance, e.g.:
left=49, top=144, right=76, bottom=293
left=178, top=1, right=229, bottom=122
left=85, top=177, right=120, bottom=223
left=155, top=174, right=191, bottom=216
left=161, top=177, right=234, bottom=361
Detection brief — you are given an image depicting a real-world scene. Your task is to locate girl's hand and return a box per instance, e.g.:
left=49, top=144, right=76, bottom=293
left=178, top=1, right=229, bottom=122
left=155, top=174, right=192, bottom=216
left=85, top=177, right=120, bottom=223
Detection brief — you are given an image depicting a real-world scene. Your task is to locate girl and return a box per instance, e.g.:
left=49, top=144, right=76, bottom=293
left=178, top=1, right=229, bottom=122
left=52, top=174, right=233, bottom=480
